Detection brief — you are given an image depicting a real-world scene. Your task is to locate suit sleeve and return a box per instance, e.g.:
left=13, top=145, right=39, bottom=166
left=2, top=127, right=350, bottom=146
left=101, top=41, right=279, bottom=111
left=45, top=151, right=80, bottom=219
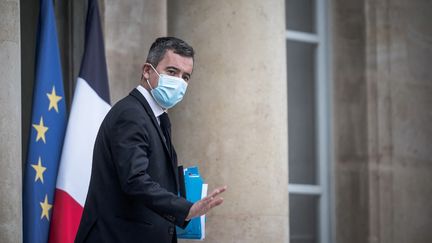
left=109, top=108, right=193, bottom=227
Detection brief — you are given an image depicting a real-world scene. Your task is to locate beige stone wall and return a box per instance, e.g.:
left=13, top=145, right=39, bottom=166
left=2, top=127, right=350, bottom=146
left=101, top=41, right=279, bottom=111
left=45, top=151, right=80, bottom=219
left=167, top=1, right=289, bottom=242
left=334, top=0, right=432, bottom=242
left=332, top=0, right=369, bottom=242
left=366, top=0, right=432, bottom=242
left=104, top=0, right=167, bottom=103
left=0, top=0, right=22, bottom=242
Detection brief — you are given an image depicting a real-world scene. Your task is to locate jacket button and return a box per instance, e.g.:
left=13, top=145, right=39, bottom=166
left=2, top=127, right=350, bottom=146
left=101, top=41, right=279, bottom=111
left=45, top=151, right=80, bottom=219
left=168, top=226, right=175, bottom=235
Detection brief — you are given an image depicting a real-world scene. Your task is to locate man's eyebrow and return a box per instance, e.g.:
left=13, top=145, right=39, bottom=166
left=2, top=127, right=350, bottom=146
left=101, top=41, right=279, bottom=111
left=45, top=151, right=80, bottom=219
left=183, top=72, right=191, bottom=78
left=165, top=66, right=180, bottom=71
left=166, top=66, right=191, bottom=77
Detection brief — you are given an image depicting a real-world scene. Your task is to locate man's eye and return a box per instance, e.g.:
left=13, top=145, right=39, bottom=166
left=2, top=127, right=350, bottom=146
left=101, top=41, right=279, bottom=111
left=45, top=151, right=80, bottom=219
left=168, top=70, right=176, bottom=75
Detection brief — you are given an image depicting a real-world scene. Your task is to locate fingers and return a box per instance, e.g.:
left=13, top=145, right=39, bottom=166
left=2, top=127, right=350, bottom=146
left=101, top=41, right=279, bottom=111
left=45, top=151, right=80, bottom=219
left=200, top=185, right=226, bottom=206
left=208, top=197, right=224, bottom=209
left=197, top=197, right=223, bottom=217
left=187, top=185, right=227, bottom=220
left=202, top=185, right=227, bottom=211
left=199, top=195, right=213, bottom=205
left=208, top=185, right=227, bottom=198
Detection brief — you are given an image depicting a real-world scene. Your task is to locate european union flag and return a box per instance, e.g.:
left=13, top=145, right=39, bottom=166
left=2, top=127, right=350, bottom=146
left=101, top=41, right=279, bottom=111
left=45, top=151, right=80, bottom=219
left=23, top=0, right=67, bottom=242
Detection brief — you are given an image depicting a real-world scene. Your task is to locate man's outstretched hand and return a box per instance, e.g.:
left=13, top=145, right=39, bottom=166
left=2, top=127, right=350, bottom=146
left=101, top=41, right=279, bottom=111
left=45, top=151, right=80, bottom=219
left=185, top=185, right=227, bottom=221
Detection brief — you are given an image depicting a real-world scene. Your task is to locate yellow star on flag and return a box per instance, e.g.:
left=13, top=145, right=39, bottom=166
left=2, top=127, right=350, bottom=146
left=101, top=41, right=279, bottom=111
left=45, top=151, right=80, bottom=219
left=31, top=157, right=46, bottom=183
left=46, top=86, right=62, bottom=113
left=32, top=117, right=48, bottom=143
left=40, top=194, right=52, bottom=220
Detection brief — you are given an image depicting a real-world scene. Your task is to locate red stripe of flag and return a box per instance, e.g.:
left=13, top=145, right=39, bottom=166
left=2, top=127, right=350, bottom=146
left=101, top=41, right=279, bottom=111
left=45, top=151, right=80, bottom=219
left=49, top=189, right=83, bottom=243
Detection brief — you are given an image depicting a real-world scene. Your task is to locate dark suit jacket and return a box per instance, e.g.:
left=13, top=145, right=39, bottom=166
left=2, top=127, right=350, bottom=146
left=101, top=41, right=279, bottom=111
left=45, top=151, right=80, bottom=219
left=75, top=89, right=193, bottom=243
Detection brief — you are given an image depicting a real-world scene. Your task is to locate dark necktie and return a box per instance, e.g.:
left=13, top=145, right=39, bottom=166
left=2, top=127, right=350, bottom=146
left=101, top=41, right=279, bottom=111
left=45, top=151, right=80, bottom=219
left=159, top=112, right=174, bottom=158
left=159, top=112, right=181, bottom=192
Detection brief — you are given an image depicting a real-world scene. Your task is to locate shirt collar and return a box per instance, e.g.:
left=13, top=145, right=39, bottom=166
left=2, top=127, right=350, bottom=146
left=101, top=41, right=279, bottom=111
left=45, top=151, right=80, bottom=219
left=136, top=85, right=165, bottom=118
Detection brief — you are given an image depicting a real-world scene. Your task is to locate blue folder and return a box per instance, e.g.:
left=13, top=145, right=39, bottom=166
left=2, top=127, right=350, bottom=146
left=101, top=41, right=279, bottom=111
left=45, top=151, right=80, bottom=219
left=177, top=166, right=207, bottom=240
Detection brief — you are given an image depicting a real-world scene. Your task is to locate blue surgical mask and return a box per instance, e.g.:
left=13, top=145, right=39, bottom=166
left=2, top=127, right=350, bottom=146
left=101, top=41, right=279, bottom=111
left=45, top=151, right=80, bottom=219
left=146, top=64, right=188, bottom=109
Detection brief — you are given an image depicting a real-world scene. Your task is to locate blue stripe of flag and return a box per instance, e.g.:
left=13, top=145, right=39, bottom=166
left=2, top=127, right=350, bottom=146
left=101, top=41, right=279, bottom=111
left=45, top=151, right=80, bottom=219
left=79, top=0, right=111, bottom=104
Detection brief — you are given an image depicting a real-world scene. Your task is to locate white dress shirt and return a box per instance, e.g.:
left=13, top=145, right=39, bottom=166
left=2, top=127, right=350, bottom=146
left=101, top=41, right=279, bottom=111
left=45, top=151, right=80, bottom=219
left=136, top=85, right=165, bottom=124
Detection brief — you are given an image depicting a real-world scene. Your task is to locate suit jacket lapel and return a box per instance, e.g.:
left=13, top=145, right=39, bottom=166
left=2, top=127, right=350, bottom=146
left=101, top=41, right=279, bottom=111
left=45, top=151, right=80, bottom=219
left=130, top=89, right=178, bottom=184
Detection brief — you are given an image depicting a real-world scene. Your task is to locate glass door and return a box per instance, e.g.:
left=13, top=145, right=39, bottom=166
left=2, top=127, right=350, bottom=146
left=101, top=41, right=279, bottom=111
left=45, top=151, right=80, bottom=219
left=286, top=0, right=331, bottom=242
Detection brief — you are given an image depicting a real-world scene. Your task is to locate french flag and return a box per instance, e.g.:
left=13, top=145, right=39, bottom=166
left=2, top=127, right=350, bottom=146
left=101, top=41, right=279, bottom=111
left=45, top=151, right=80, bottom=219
left=49, top=0, right=111, bottom=242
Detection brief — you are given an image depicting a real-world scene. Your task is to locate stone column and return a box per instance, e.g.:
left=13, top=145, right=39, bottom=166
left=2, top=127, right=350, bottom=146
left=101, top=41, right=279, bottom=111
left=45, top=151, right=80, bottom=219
left=334, top=0, right=432, bottom=242
left=0, top=0, right=22, bottom=242
left=332, top=0, right=369, bottom=242
left=168, top=1, right=288, bottom=242
left=104, top=0, right=167, bottom=103
left=365, top=0, right=432, bottom=242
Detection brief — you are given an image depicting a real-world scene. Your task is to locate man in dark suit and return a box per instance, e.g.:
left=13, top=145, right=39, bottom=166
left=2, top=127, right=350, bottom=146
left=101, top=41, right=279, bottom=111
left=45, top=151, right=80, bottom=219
left=75, top=37, right=226, bottom=243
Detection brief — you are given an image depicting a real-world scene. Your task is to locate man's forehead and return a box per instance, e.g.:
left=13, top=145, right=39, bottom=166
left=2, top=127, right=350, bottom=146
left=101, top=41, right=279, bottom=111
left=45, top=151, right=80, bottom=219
left=158, top=50, right=193, bottom=73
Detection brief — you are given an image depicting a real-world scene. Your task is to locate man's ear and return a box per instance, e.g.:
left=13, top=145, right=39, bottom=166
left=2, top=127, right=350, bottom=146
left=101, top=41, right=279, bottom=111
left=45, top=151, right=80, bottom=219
left=142, top=63, right=151, bottom=80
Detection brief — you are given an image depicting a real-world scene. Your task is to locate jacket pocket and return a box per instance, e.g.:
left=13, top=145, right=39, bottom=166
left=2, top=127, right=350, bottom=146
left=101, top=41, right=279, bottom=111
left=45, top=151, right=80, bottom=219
left=114, top=215, right=153, bottom=227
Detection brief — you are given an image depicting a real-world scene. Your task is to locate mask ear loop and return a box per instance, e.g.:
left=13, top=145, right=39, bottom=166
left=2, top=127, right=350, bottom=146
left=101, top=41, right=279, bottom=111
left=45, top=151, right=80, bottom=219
left=144, top=63, right=160, bottom=90
left=146, top=79, right=153, bottom=90
left=147, top=63, right=160, bottom=76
